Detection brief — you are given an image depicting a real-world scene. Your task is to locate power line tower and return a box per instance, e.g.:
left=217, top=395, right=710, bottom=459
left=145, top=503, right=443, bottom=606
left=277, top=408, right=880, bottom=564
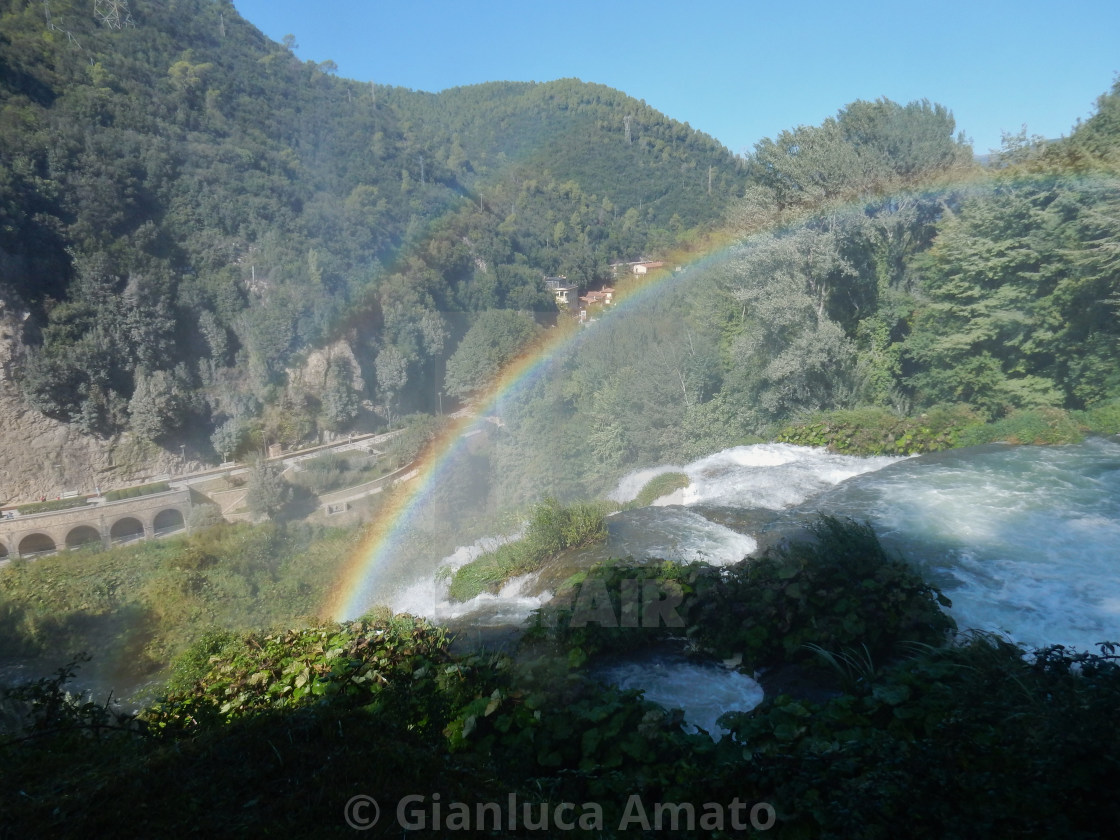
left=94, top=0, right=134, bottom=30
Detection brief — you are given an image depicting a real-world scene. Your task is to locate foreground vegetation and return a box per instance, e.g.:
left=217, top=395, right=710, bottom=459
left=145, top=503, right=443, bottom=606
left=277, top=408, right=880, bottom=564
left=3, top=519, right=1118, bottom=838
left=0, top=519, right=364, bottom=684
left=446, top=497, right=608, bottom=602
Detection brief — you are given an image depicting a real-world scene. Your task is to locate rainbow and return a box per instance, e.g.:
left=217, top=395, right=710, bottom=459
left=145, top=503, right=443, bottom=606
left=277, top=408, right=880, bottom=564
left=323, top=232, right=744, bottom=621
left=323, top=169, right=1053, bottom=621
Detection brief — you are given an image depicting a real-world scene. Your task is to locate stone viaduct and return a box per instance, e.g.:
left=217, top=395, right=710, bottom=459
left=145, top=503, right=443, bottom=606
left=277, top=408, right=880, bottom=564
left=0, top=488, right=193, bottom=560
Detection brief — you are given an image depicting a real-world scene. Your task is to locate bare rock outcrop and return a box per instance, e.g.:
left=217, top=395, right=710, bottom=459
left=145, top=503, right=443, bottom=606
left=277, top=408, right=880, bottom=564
left=286, top=336, right=365, bottom=395
left=0, top=292, right=182, bottom=504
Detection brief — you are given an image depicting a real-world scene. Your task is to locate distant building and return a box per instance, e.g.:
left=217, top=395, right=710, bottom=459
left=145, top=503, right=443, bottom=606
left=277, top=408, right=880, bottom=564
left=579, top=286, right=615, bottom=307
left=544, top=276, right=579, bottom=312
left=632, top=261, right=665, bottom=275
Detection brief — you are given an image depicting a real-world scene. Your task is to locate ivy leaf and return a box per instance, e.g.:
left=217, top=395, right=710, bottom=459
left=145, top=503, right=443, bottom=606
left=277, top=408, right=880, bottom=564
left=872, top=683, right=911, bottom=706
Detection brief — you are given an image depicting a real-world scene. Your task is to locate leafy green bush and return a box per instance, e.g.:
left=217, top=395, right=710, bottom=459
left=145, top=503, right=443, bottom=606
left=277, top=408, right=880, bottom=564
left=12, top=497, right=91, bottom=515
left=448, top=498, right=608, bottom=601
left=525, top=558, right=697, bottom=667
left=686, top=516, right=956, bottom=669
left=719, top=635, right=1120, bottom=838
left=958, top=406, right=1085, bottom=446
left=776, top=404, right=983, bottom=455
left=1077, top=398, right=1120, bottom=436
left=103, top=482, right=172, bottom=502
left=287, top=451, right=385, bottom=495
left=383, top=413, right=448, bottom=470
left=146, top=613, right=473, bottom=732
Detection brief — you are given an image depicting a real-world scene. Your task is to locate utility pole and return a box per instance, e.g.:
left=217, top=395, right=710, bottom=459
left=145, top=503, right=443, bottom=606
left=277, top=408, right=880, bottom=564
left=624, top=114, right=632, bottom=145
left=708, top=165, right=713, bottom=196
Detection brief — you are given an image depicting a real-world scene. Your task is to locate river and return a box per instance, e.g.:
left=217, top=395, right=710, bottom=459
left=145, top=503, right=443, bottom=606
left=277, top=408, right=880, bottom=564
left=392, top=438, right=1120, bottom=733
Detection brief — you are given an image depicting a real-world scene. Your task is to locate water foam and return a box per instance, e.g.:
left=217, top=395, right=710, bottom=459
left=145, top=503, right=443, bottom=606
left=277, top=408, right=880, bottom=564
left=819, top=438, right=1120, bottom=652
left=611, top=444, right=904, bottom=511
left=680, top=443, right=904, bottom=509
left=597, top=658, right=764, bottom=738
left=386, top=532, right=552, bottom=626
left=607, top=506, right=757, bottom=565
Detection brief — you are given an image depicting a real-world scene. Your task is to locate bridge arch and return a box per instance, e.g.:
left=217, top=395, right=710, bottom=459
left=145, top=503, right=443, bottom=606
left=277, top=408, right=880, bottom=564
left=19, top=533, right=57, bottom=557
left=153, top=508, right=185, bottom=536
left=66, top=525, right=103, bottom=550
left=0, top=541, right=8, bottom=560
left=109, top=517, right=145, bottom=543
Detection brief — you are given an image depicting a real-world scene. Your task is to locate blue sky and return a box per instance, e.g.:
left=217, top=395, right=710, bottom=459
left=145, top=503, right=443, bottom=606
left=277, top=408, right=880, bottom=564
left=232, top=0, right=1119, bottom=156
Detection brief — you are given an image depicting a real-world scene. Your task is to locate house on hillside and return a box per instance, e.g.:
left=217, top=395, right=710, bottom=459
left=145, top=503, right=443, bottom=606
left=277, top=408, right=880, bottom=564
left=544, top=276, right=579, bottom=312
left=632, top=261, right=665, bottom=275
left=579, top=287, right=615, bottom=307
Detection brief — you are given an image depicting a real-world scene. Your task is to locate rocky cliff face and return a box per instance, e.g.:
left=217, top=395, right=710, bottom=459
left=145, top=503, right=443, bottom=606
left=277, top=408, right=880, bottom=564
left=0, top=291, right=182, bottom=505
left=286, top=337, right=366, bottom=396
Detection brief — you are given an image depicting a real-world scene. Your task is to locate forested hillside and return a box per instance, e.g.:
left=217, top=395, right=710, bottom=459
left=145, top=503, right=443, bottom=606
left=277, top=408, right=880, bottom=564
left=483, top=87, right=1120, bottom=502
left=0, top=0, right=741, bottom=487
left=2, top=0, right=1118, bottom=509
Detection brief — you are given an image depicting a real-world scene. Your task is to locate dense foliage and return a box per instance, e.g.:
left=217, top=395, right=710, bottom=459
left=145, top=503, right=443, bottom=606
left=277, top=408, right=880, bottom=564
left=0, top=0, right=741, bottom=455
left=0, top=518, right=364, bottom=670
left=4, top=523, right=1120, bottom=838
left=684, top=517, right=957, bottom=668
left=3, top=0, right=1119, bottom=510
left=480, top=81, right=1120, bottom=502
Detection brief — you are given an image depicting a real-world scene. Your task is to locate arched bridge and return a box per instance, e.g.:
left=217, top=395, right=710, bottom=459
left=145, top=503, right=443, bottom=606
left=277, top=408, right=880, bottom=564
left=0, top=488, right=193, bottom=560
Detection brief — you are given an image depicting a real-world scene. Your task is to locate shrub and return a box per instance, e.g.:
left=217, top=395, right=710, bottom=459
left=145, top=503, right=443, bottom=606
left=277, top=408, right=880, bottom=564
left=777, top=404, right=983, bottom=455
left=1078, top=398, right=1120, bottom=436
left=686, top=516, right=956, bottom=669
left=630, top=472, right=689, bottom=507
left=13, top=497, right=91, bottom=515
left=447, top=498, right=608, bottom=601
left=187, top=503, right=223, bottom=531
left=103, top=482, right=171, bottom=502
left=719, top=635, right=1120, bottom=838
left=958, top=406, right=1085, bottom=446
left=525, top=558, right=696, bottom=666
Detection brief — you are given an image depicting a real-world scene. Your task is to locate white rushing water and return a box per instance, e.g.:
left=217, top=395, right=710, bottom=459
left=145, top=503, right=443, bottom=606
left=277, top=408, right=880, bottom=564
left=605, top=506, right=758, bottom=566
left=611, top=443, right=904, bottom=509
left=596, top=657, right=765, bottom=738
left=612, top=440, right=1120, bottom=652
left=389, top=532, right=554, bottom=626
left=392, top=440, right=1120, bottom=733
left=813, top=437, right=1120, bottom=652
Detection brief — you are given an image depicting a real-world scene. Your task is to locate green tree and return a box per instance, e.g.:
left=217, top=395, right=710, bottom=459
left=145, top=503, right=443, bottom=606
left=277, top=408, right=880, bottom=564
left=444, top=310, right=540, bottom=399
left=720, top=232, right=859, bottom=419
left=321, top=357, right=360, bottom=432
left=902, top=180, right=1072, bottom=414
left=374, top=344, right=408, bottom=428
left=210, top=417, right=246, bottom=462
left=127, top=366, right=195, bottom=443
left=246, top=459, right=290, bottom=519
